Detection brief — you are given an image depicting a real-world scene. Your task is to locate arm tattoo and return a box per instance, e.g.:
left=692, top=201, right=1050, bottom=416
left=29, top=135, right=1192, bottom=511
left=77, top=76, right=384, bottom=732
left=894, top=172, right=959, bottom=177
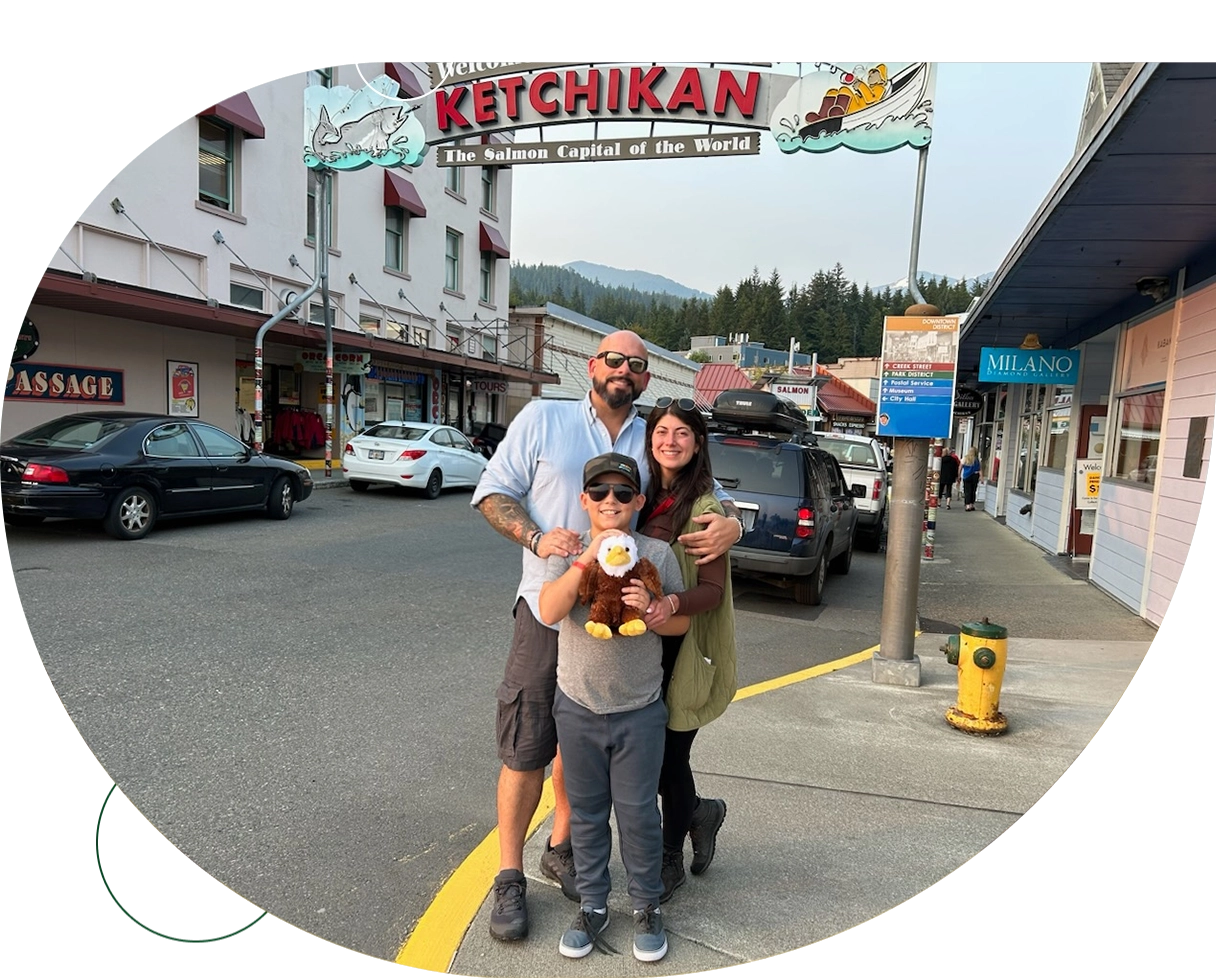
left=720, top=500, right=741, bottom=520
left=477, top=493, right=540, bottom=548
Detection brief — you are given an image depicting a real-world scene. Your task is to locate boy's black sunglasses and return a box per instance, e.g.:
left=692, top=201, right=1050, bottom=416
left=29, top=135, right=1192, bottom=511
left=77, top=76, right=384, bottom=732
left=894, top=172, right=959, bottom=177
left=654, top=396, right=696, bottom=411
left=584, top=483, right=638, bottom=503
left=594, top=351, right=649, bottom=374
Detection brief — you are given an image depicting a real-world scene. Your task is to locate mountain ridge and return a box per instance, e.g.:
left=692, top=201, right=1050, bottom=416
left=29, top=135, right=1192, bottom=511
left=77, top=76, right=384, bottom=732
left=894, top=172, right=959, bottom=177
left=562, top=261, right=712, bottom=301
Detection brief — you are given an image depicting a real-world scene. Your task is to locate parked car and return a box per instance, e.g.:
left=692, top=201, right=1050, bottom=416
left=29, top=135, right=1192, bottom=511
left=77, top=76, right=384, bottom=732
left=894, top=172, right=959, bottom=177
left=814, top=431, right=889, bottom=550
left=470, top=421, right=509, bottom=460
left=1, top=411, right=313, bottom=540
left=707, top=390, right=858, bottom=605
left=342, top=421, right=487, bottom=498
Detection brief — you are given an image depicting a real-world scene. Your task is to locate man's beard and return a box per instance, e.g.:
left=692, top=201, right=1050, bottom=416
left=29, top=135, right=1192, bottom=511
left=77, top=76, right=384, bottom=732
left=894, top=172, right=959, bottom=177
left=593, top=374, right=638, bottom=409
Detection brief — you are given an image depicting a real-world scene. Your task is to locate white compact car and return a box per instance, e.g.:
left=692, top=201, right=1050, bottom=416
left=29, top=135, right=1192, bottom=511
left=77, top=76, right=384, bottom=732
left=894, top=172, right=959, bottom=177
left=342, top=422, right=487, bottom=498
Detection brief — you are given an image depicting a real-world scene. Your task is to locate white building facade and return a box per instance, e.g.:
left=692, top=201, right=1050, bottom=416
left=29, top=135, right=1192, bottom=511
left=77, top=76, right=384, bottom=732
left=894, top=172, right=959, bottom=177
left=509, top=304, right=698, bottom=413
left=7, top=63, right=555, bottom=458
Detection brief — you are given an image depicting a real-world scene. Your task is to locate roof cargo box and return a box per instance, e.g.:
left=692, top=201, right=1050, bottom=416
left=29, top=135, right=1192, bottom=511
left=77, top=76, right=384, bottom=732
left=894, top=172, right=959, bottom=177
left=711, top=389, right=810, bottom=435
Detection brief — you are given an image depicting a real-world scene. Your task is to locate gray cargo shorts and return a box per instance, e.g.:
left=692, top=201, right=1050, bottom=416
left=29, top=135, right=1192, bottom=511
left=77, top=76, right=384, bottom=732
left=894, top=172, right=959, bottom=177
left=496, top=598, right=559, bottom=772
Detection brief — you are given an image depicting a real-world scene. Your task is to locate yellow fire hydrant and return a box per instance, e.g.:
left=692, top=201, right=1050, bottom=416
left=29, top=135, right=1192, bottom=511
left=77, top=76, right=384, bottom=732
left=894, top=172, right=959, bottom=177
left=941, top=618, right=1009, bottom=735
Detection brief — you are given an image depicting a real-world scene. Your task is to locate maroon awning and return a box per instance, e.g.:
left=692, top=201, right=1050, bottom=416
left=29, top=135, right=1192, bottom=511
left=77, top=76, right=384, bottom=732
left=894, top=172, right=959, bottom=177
left=479, top=222, right=510, bottom=258
left=384, top=171, right=427, bottom=218
left=385, top=63, right=424, bottom=99
left=197, top=92, right=265, bottom=139
left=816, top=386, right=875, bottom=417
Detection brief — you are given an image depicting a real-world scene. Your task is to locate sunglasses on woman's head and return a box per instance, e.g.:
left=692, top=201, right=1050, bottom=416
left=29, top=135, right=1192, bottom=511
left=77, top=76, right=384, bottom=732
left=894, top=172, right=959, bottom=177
left=584, top=483, right=638, bottom=503
left=594, top=351, right=649, bottom=374
left=654, top=396, right=696, bottom=411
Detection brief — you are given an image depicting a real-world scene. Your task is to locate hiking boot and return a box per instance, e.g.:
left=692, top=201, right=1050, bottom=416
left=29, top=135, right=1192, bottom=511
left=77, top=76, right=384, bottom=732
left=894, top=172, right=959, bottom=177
left=688, top=797, right=727, bottom=875
left=632, top=904, right=668, bottom=962
left=559, top=908, right=616, bottom=958
left=660, top=846, right=685, bottom=903
left=488, top=869, right=528, bottom=941
left=539, top=836, right=579, bottom=903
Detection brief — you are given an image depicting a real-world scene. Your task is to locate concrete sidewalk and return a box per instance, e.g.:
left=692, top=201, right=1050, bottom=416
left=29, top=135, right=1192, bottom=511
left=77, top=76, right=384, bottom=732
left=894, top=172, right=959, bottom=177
left=449, top=501, right=1157, bottom=976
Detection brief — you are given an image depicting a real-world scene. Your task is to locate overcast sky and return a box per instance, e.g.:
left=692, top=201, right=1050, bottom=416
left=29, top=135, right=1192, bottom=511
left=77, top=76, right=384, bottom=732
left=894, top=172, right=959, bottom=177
left=510, top=62, right=1094, bottom=295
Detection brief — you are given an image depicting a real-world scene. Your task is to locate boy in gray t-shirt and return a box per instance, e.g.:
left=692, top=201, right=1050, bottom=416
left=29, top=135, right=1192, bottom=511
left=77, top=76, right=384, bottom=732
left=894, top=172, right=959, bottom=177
left=539, top=452, right=687, bottom=964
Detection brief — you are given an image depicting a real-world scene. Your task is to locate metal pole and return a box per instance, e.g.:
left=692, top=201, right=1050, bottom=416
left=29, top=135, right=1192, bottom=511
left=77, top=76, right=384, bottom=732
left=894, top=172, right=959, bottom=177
left=874, top=143, right=935, bottom=688
left=320, top=170, right=333, bottom=479
left=253, top=182, right=325, bottom=452
left=810, top=352, right=819, bottom=429
left=906, top=146, right=930, bottom=307
left=924, top=439, right=942, bottom=559
left=876, top=437, right=927, bottom=682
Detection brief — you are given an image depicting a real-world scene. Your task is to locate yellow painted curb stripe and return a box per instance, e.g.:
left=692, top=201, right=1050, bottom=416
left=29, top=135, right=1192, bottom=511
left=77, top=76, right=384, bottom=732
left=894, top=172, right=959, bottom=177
left=731, top=643, right=878, bottom=702
left=394, top=642, right=887, bottom=970
left=395, top=779, right=556, bottom=972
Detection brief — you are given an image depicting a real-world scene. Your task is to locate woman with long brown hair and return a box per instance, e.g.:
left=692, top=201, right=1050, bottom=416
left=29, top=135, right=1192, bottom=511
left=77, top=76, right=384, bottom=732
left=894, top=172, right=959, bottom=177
left=637, top=397, right=738, bottom=902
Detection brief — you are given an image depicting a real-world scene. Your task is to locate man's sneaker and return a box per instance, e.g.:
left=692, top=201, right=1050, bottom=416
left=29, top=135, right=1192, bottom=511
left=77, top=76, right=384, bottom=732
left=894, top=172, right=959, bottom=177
left=632, top=904, right=668, bottom=962
left=488, top=869, right=528, bottom=942
left=539, top=836, right=579, bottom=903
left=558, top=908, right=615, bottom=958
left=688, top=797, right=727, bottom=875
left=660, top=846, right=685, bottom=903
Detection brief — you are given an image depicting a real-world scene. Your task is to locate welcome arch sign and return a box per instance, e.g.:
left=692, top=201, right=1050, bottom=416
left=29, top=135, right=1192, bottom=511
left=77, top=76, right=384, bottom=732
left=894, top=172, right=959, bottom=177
left=303, top=61, right=936, bottom=171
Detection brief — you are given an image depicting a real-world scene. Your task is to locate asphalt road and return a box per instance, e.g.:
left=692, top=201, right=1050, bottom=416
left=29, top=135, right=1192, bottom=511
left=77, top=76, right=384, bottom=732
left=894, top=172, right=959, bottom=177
left=5, top=483, right=888, bottom=960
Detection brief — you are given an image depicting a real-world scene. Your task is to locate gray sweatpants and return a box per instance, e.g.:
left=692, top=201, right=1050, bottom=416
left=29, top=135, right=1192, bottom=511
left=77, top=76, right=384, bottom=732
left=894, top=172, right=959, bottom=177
left=553, top=686, right=667, bottom=911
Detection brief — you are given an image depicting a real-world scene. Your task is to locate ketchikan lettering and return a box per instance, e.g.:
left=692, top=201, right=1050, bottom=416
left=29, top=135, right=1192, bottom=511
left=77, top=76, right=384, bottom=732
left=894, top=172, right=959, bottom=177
left=435, top=67, right=761, bottom=132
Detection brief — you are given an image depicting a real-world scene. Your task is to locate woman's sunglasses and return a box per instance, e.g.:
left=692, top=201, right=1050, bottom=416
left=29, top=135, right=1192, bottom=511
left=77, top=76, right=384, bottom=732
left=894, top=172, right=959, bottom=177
left=594, top=351, right=649, bottom=374
left=584, top=483, right=638, bottom=503
left=654, top=396, right=696, bottom=411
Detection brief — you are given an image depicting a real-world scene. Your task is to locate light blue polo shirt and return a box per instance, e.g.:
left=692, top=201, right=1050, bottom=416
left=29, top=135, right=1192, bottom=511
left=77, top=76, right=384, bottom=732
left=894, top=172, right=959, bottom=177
left=471, top=394, right=650, bottom=628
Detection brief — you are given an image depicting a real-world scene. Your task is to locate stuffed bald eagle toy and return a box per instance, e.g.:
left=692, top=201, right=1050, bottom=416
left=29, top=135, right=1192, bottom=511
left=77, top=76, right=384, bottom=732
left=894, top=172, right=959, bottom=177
left=577, top=533, right=666, bottom=640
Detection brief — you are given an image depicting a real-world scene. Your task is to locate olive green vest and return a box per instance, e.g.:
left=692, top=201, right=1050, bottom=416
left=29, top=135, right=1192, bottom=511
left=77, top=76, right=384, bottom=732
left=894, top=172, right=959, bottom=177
left=665, top=495, right=739, bottom=732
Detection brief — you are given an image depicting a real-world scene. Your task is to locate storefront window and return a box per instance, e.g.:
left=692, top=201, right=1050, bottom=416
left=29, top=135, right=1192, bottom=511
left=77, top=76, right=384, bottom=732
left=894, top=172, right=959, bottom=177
left=983, top=387, right=1007, bottom=483
left=1013, top=385, right=1045, bottom=493
left=1111, top=312, right=1170, bottom=488
left=1044, top=387, right=1072, bottom=469
left=1113, top=389, right=1164, bottom=485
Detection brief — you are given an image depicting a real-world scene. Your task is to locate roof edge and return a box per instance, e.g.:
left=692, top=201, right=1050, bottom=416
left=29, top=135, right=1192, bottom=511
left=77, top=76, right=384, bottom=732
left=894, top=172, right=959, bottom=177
left=962, top=62, right=1158, bottom=339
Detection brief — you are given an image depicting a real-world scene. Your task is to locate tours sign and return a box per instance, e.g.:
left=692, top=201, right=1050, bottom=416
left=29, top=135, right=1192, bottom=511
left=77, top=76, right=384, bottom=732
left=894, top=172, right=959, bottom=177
left=304, top=62, right=936, bottom=170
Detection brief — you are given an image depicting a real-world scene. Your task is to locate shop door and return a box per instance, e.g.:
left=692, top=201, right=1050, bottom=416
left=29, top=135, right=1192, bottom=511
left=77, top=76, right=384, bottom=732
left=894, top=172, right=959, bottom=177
left=1069, top=405, right=1107, bottom=557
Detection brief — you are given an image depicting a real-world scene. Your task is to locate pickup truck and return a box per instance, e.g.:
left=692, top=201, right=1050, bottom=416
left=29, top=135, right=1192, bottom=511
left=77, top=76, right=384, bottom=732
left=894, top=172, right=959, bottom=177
left=814, top=431, right=889, bottom=551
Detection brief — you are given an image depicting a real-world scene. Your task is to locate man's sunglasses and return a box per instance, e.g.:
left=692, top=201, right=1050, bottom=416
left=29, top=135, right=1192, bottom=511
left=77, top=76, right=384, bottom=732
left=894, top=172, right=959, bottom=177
left=594, top=351, right=649, bottom=374
left=654, top=396, right=697, bottom=411
left=584, top=483, right=638, bottom=503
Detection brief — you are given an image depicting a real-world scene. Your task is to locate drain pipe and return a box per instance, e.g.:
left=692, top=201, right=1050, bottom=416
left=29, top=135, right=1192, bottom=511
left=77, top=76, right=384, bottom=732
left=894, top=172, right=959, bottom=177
left=253, top=171, right=327, bottom=452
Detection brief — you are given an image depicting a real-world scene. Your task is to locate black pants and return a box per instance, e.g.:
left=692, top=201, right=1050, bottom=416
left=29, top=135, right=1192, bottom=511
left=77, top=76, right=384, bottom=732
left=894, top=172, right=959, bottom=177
left=940, top=478, right=956, bottom=501
left=659, top=636, right=700, bottom=849
left=963, top=474, right=980, bottom=506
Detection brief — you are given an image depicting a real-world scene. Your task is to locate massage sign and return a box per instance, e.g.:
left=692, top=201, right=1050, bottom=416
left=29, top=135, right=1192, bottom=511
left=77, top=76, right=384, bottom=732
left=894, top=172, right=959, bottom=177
left=7, top=362, right=125, bottom=403
left=302, top=63, right=937, bottom=171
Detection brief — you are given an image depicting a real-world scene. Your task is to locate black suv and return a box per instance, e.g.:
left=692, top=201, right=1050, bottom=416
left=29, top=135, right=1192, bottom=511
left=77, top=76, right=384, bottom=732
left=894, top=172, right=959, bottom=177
left=707, top=391, right=858, bottom=605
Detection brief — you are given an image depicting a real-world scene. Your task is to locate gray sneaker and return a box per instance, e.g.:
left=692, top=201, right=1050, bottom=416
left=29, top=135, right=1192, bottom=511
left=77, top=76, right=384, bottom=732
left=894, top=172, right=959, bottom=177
left=539, top=836, right=579, bottom=902
left=688, top=797, right=727, bottom=875
left=489, top=869, right=528, bottom=941
left=632, top=904, right=668, bottom=962
left=559, top=908, right=616, bottom=958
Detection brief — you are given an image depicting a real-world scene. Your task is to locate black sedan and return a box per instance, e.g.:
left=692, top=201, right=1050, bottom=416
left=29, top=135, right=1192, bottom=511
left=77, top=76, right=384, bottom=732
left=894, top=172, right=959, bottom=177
left=1, top=411, right=313, bottom=540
